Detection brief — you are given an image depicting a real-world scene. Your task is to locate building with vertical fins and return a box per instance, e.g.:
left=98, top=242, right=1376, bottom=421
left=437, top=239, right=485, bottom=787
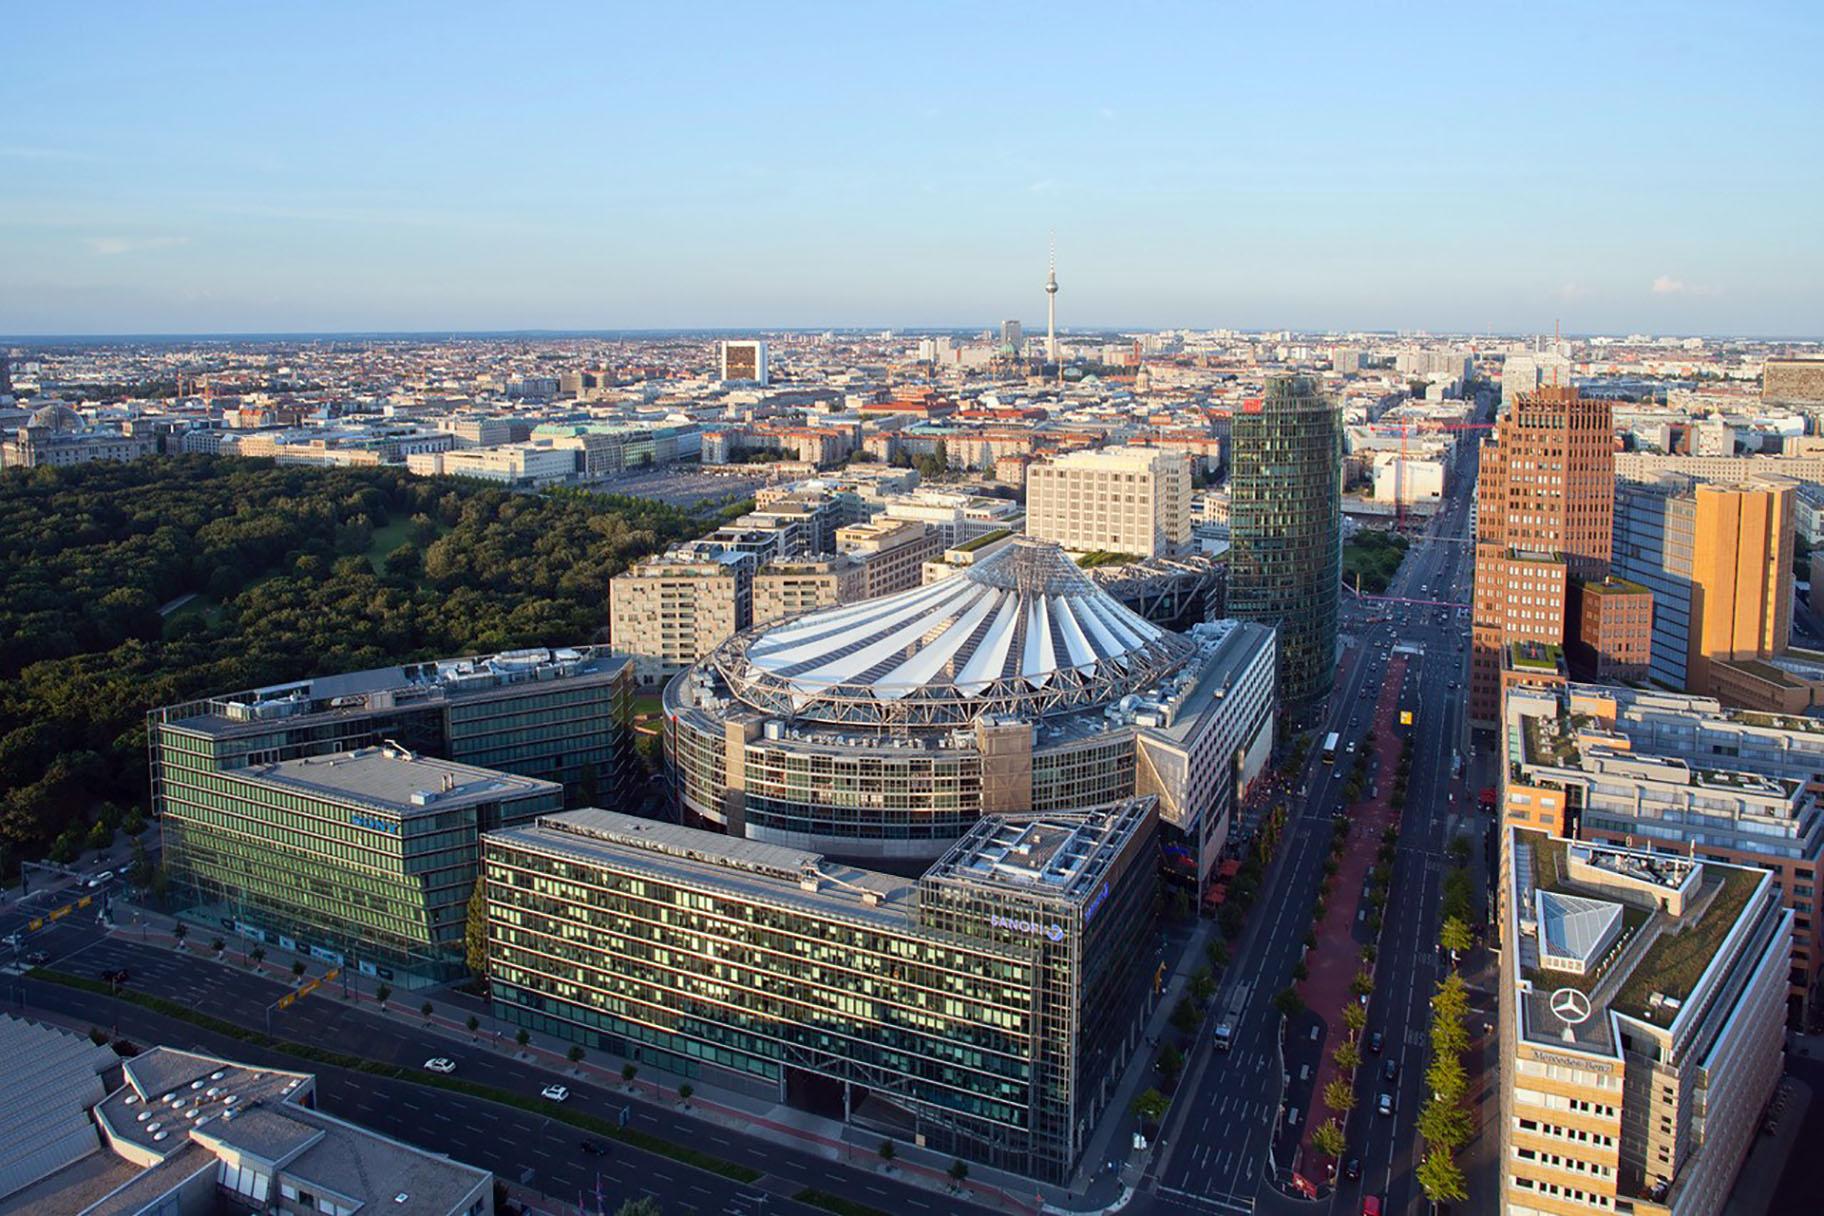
left=1226, top=375, right=1342, bottom=715
left=482, top=798, right=1161, bottom=1182
left=1470, top=385, right=1616, bottom=729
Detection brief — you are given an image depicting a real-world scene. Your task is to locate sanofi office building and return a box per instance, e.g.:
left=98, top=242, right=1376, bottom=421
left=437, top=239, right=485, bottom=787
left=481, top=796, right=1161, bottom=1181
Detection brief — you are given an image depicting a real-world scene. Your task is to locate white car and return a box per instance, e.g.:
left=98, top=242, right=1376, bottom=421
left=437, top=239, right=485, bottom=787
left=88, top=871, right=115, bottom=888
left=423, top=1058, right=456, bottom=1074
left=541, top=1084, right=570, bottom=1102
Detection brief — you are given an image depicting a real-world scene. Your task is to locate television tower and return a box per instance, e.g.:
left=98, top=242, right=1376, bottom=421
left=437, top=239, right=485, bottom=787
left=1045, top=236, right=1059, bottom=362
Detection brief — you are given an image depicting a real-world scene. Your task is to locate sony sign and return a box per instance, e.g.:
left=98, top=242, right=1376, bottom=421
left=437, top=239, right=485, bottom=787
left=350, top=813, right=400, bottom=835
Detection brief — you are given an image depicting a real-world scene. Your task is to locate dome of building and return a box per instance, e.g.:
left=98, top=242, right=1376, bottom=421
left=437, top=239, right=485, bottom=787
left=713, top=537, right=1193, bottom=727
left=27, top=402, right=84, bottom=432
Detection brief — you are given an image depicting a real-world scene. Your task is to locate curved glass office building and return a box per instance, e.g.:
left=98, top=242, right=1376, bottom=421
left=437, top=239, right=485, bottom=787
left=1227, top=375, right=1342, bottom=714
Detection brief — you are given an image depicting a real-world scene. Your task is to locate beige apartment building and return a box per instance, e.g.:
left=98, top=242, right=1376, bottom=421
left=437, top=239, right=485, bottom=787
left=1497, top=828, right=1788, bottom=1216
left=752, top=555, right=865, bottom=626
left=609, top=552, right=748, bottom=685
left=1025, top=446, right=1192, bottom=558
left=835, top=518, right=942, bottom=599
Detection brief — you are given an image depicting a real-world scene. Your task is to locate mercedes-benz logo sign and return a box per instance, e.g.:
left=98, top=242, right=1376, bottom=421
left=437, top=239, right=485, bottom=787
left=1549, top=988, right=1593, bottom=1026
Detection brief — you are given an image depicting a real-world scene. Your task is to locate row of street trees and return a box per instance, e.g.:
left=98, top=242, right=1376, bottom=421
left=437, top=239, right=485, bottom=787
left=1415, top=968, right=1474, bottom=1202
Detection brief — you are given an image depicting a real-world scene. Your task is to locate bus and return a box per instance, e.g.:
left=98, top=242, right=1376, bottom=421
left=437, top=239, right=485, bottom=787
left=1322, top=732, right=1340, bottom=764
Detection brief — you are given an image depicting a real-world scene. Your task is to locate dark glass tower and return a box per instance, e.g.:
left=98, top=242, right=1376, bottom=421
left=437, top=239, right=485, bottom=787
left=1228, top=375, right=1342, bottom=714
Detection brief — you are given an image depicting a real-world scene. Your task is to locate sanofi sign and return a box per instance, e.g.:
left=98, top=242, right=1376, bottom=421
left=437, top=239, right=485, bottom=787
left=992, top=913, right=1065, bottom=942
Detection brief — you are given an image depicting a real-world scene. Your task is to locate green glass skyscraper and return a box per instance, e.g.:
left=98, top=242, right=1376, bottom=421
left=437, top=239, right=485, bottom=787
left=1228, top=375, right=1342, bottom=713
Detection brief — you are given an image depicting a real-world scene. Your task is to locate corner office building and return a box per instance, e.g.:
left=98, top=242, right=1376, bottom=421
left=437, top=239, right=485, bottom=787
left=1498, top=829, right=1788, bottom=1216
left=149, top=646, right=633, bottom=811
left=163, top=745, right=560, bottom=982
left=481, top=799, right=1160, bottom=1182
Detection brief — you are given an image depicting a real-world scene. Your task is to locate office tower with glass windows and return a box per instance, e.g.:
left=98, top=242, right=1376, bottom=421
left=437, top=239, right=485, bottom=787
left=481, top=797, right=1159, bottom=1182
left=1226, top=375, right=1342, bottom=714
left=148, top=646, right=634, bottom=810
left=1612, top=474, right=1794, bottom=701
left=162, top=743, right=561, bottom=982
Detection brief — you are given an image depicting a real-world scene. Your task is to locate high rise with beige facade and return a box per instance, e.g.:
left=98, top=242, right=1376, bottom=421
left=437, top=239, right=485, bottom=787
left=835, top=518, right=943, bottom=598
left=1025, top=446, right=1192, bottom=558
left=1612, top=475, right=1794, bottom=704
left=1498, top=827, right=1788, bottom=1216
left=1471, top=386, right=1616, bottom=729
left=752, top=555, right=865, bottom=626
left=609, top=551, right=750, bottom=685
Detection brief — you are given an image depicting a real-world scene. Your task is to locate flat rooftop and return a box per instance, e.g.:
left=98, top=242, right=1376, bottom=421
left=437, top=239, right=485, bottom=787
left=242, top=745, right=558, bottom=816
left=157, top=645, right=629, bottom=738
left=90, top=1047, right=488, bottom=1216
left=495, top=809, right=923, bottom=929
left=1509, top=829, right=1773, bottom=1053
left=923, top=797, right=1157, bottom=906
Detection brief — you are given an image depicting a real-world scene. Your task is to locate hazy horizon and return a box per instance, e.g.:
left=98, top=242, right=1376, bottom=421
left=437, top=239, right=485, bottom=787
left=5, top=2, right=1821, bottom=336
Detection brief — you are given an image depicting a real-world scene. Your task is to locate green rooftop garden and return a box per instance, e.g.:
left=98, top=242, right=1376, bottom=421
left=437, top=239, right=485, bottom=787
left=1582, top=576, right=1650, bottom=597
left=953, top=528, right=1012, bottom=554
left=1612, top=866, right=1762, bottom=1023
left=1523, top=714, right=1580, bottom=768
left=1510, top=641, right=1563, bottom=671
left=1520, top=833, right=1650, bottom=995
left=1075, top=549, right=1144, bottom=569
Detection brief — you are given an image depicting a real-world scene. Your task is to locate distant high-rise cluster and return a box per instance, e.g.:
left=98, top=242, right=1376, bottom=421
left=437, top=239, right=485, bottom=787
left=1227, top=375, right=1342, bottom=714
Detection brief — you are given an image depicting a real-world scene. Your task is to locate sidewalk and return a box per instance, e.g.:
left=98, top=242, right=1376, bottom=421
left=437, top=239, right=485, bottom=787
left=1291, top=654, right=1406, bottom=1186
left=104, top=902, right=1130, bottom=1214
left=1081, top=915, right=1216, bottom=1199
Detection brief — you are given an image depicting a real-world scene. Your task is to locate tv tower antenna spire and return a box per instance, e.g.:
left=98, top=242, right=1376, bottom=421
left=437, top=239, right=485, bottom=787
left=1045, top=233, right=1059, bottom=363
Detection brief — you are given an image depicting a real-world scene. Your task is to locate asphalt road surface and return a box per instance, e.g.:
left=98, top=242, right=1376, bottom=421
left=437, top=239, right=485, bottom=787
left=1138, top=410, right=1485, bottom=1216
left=9, top=934, right=990, bottom=1216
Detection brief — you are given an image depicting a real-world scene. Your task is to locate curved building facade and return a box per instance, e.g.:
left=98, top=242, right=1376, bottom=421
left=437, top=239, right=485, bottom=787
left=1228, top=375, right=1342, bottom=714
left=665, top=538, right=1278, bottom=873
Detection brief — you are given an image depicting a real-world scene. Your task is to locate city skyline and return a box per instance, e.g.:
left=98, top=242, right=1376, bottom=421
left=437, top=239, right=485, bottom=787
left=4, top=3, right=1822, bottom=336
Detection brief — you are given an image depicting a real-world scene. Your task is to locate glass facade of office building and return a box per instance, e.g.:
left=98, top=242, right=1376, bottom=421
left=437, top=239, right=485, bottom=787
left=148, top=647, right=634, bottom=817
left=668, top=701, right=1148, bottom=859
left=482, top=799, right=1159, bottom=1181
left=160, top=746, right=561, bottom=983
left=1227, top=375, right=1342, bottom=712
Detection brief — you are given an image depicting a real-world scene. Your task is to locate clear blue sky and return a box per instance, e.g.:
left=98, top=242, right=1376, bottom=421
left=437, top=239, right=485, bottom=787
left=4, top=2, right=1819, bottom=336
